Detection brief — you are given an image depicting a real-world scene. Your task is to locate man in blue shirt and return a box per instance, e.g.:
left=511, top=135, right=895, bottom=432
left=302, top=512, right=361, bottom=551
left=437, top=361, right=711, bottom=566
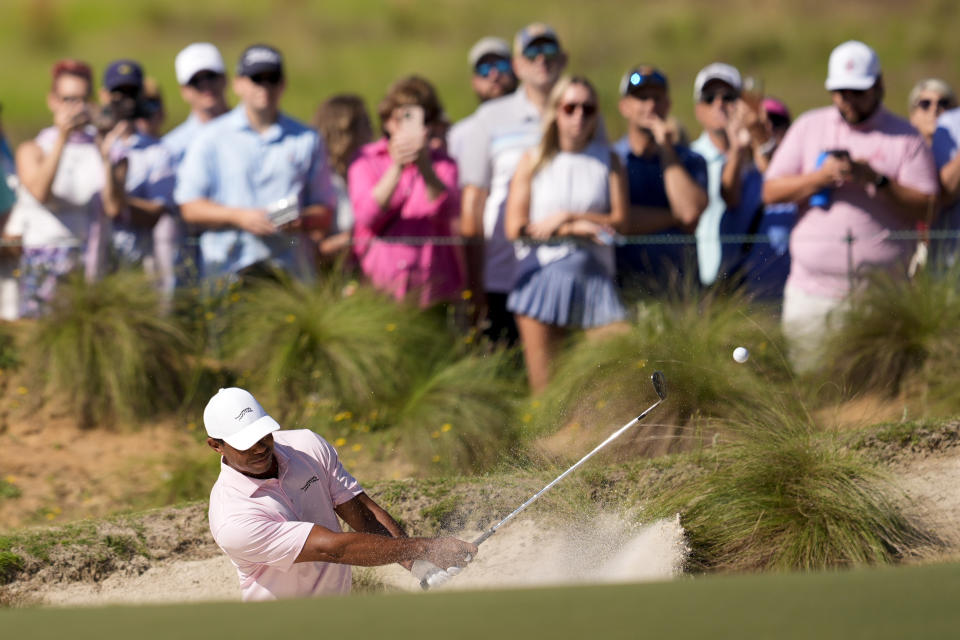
left=175, top=44, right=335, bottom=281
left=612, top=66, right=708, bottom=296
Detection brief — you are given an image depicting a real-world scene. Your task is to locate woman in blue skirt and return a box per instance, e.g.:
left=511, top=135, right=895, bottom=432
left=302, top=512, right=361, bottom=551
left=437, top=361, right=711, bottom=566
left=505, top=75, right=628, bottom=393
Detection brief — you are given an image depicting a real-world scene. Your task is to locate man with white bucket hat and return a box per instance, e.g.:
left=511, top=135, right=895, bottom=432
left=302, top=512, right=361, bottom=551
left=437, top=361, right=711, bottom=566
left=204, top=387, right=476, bottom=601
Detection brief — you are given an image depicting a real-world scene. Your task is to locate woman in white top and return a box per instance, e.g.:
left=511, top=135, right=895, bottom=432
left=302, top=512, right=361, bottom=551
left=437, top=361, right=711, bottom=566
left=5, top=59, right=124, bottom=316
left=505, top=75, right=628, bottom=393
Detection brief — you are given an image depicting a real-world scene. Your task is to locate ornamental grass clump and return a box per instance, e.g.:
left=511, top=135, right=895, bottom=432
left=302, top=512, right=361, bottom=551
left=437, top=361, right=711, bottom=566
left=377, top=346, right=523, bottom=473
left=26, top=270, right=195, bottom=428
left=528, top=292, right=789, bottom=456
left=223, top=277, right=443, bottom=424
left=824, top=267, right=960, bottom=400
left=645, top=402, right=939, bottom=572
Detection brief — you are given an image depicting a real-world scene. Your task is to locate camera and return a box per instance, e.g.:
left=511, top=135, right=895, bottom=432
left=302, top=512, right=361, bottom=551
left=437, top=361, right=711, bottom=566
left=91, top=94, right=150, bottom=132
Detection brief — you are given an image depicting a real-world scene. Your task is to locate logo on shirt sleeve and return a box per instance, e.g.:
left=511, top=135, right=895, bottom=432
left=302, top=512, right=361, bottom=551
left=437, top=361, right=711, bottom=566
left=300, top=475, right=320, bottom=492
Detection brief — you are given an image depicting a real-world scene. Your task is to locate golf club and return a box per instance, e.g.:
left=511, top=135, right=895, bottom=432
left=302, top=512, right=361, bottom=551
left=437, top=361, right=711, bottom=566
left=412, top=371, right=668, bottom=590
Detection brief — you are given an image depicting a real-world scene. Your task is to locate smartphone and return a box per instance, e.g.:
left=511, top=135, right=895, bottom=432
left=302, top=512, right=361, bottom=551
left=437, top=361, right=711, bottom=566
left=266, top=196, right=300, bottom=228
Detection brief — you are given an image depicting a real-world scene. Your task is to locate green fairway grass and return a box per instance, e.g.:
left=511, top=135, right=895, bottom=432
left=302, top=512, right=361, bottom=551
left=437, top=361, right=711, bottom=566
left=4, top=562, right=960, bottom=640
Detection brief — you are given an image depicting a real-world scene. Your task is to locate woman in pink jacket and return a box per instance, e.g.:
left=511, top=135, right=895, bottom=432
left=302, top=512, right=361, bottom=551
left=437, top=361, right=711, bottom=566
left=348, top=76, right=462, bottom=308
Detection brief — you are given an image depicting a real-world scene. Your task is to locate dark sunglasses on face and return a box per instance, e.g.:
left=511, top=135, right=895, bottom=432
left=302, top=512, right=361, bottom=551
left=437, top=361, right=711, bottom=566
left=249, top=72, right=283, bottom=87
left=560, top=102, right=597, bottom=117
left=522, top=41, right=560, bottom=61
left=110, top=85, right=141, bottom=99
left=475, top=59, right=513, bottom=78
left=916, top=98, right=951, bottom=111
left=188, top=70, right=224, bottom=88
left=700, top=91, right=738, bottom=105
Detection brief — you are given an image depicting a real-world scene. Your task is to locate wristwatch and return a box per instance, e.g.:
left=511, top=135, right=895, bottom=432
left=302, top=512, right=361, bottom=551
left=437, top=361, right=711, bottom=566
left=873, top=173, right=890, bottom=189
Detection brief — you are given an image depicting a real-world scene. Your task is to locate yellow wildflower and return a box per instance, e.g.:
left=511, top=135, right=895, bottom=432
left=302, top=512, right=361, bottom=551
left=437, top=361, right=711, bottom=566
left=16, top=386, right=27, bottom=395
left=522, top=413, right=532, bottom=423
left=441, top=423, right=452, bottom=433
left=334, top=438, right=347, bottom=447
left=386, top=323, right=397, bottom=332
left=334, top=411, right=353, bottom=422
left=431, top=455, right=441, bottom=463
left=285, top=314, right=296, bottom=323
left=461, top=289, right=473, bottom=301
left=431, top=431, right=441, bottom=439
left=351, top=443, right=363, bottom=452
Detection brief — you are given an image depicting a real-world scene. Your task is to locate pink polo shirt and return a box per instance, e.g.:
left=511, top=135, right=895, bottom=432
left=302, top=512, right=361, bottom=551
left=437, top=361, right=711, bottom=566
left=766, top=106, right=938, bottom=299
left=348, top=138, right=463, bottom=307
left=208, top=429, right=364, bottom=601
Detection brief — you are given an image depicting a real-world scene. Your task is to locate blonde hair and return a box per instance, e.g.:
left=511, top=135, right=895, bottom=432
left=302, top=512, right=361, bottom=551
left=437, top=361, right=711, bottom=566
left=530, top=75, right=605, bottom=174
left=908, top=78, right=957, bottom=110
left=313, top=94, right=373, bottom=178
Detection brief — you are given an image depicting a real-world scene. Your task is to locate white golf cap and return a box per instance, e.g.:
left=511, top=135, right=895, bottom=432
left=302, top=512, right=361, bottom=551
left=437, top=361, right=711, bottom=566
left=693, top=62, right=742, bottom=101
left=203, top=387, right=280, bottom=451
left=468, top=36, right=511, bottom=68
left=825, top=40, right=881, bottom=91
left=175, top=42, right=225, bottom=86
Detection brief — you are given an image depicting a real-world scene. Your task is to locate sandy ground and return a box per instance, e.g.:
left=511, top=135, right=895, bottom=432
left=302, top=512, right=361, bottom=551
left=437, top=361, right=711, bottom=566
left=31, top=514, right=688, bottom=606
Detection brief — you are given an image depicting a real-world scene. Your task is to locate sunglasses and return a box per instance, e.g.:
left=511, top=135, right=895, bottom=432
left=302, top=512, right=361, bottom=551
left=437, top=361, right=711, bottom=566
left=522, top=41, right=560, bottom=61
left=188, top=70, right=224, bottom=88
left=110, top=85, right=141, bottom=99
left=249, top=71, right=283, bottom=87
left=560, top=102, right=597, bottom=117
left=916, top=98, right=951, bottom=111
left=700, top=91, right=738, bottom=105
left=57, top=93, right=88, bottom=104
left=475, top=59, right=513, bottom=78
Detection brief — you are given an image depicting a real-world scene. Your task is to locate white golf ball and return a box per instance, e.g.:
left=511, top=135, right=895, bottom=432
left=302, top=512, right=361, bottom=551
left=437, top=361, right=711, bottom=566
left=733, top=347, right=749, bottom=363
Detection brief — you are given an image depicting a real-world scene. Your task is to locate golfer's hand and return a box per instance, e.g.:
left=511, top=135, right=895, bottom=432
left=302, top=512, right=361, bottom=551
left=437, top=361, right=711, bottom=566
left=424, top=537, right=478, bottom=569
left=237, top=209, right=278, bottom=236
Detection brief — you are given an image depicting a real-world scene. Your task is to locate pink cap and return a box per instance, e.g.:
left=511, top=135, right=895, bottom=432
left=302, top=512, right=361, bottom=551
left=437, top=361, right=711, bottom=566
left=762, top=97, right=790, bottom=121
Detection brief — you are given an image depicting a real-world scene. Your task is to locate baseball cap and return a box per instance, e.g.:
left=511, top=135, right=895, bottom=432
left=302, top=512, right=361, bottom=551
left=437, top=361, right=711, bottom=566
left=236, top=44, right=283, bottom=77
left=825, top=40, right=881, bottom=91
left=468, top=36, right=511, bottom=68
left=175, top=42, right=225, bottom=86
left=514, top=22, right=560, bottom=56
left=203, top=387, right=281, bottom=451
left=103, top=59, right=144, bottom=92
left=620, top=65, right=669, bottom=96
left=693, top=63, right=742, bottom=101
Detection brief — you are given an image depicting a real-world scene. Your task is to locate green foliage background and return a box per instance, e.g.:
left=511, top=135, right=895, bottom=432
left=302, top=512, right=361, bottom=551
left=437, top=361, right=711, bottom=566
left=0, top=0, right=958, bottom=142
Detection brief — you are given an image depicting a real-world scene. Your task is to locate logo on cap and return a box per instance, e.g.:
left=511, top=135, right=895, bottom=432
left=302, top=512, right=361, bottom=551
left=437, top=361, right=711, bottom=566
left=235, top=407, right=254, bottom=421
left=119, top=63, right=132, bottom=75
left=244, top=48, right=280, bottom=66
left=846, top=60, right=856, bottom=71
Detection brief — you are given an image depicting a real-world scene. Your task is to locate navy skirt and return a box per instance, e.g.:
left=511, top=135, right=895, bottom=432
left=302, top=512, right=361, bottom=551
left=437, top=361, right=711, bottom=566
left=507, top=250, right=626, bottom=328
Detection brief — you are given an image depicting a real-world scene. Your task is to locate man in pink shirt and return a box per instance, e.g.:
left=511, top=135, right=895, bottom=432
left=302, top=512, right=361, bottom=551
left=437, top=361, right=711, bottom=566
left=763, top=40, right=938, bottom=372
left=205, top=387, right=477, bottom=601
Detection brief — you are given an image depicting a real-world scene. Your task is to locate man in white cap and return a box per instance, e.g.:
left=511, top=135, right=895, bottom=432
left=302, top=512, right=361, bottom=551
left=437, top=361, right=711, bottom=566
left=690, top=62, right=767, bottom=288
left=204, top=387, right=477, bottom=601
left=458, top=23, right=567, bottom=345
left=175, top=44, right=336, bottom=282
left=763, top=40, right=938, bottom=372
left=447, top=36, right=518, bottom=163
left=164, top=42, right=230, bottom=167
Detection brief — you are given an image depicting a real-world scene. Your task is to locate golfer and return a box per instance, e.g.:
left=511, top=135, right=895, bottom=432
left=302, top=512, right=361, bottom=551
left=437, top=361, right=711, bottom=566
left=204, top=387, right=477, bottom=601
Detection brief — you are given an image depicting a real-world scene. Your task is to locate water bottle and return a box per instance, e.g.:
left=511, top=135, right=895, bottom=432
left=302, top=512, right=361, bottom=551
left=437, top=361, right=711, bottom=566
left=809, top=151, right=832, bottom=209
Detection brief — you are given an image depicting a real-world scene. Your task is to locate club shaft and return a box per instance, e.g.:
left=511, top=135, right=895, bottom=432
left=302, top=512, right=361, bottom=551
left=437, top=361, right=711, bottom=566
left=471, top=397, right=664, bottom=547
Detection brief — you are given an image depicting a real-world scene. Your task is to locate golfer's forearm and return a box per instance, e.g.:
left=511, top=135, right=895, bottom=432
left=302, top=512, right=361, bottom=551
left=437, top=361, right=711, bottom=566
left=295, top=526, right=428, bottom=566
left=181, top=199, right=251, bottom=228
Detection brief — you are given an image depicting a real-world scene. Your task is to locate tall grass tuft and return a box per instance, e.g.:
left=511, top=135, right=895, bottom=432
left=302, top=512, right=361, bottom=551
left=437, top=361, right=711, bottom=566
left=645, top=402, right=939, bottom=572
left=527, top=292, right=790, bottom=456
left=378, top=347, right=523, bottom=473
left=25, top=271, right=195, bottom=428
left=825, top=268, right=960, bottom=399
left=223, top=277, right=444, bottom=424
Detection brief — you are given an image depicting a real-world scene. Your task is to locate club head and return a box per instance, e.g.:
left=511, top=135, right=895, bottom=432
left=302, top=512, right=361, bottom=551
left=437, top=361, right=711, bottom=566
left=651, top=371, right=667, bottom=400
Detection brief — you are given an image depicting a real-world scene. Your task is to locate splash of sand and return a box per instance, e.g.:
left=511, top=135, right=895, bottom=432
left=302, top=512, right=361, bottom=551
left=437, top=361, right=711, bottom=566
left=376, top=512, right=688, bottom=591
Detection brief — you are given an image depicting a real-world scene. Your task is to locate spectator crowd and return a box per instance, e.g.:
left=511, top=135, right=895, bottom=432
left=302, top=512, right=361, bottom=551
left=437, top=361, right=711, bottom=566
left=1, top=23, right=957, bottom=387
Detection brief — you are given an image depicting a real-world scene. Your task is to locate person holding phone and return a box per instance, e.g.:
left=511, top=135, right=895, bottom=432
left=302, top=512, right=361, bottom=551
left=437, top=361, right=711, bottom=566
left=175, top=44, right=336, bottom=283
left=4, top=59, right=125, bottom=316
left=763, top=40, right=938, bottom=372
left=348, top=75, right=462, bottom=308
left=504, top=76, right=628, bottom=393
